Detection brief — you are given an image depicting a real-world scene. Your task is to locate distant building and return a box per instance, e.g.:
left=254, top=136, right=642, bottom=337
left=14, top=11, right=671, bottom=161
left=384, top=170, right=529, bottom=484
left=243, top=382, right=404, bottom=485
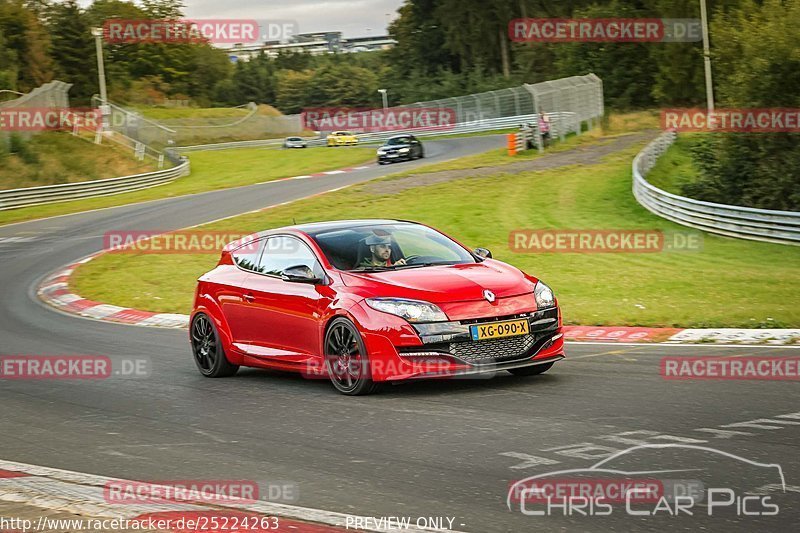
left=224, top=32, right=396, bottom=62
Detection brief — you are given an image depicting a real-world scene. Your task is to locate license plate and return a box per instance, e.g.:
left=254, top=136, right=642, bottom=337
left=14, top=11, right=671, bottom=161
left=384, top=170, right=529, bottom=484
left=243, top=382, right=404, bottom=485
left=470, top=319, right=529, bottom=341
left=388, top=154, right=398, bottom=158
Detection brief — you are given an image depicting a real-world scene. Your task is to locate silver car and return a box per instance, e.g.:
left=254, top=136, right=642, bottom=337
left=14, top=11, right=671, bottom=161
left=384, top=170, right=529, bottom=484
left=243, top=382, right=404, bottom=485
left=283, top=137, right=307, bottom=149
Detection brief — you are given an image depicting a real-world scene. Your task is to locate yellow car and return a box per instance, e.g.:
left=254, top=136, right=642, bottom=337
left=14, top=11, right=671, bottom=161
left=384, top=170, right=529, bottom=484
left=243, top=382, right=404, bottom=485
left=326, top=131, right=359, bottom=147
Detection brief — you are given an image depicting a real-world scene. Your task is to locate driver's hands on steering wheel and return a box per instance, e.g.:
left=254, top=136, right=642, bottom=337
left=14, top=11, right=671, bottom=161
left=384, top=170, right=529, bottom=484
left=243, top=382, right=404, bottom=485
left=393, top=258, right=407, bottom=266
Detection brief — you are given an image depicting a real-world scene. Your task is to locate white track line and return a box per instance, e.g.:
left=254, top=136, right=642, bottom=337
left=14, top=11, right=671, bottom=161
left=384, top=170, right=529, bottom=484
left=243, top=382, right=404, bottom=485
left=0, top=460, right=464, bottom=533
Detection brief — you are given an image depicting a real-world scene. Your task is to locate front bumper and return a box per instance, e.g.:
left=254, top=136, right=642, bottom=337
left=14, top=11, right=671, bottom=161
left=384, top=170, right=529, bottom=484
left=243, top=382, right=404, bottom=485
left=378, top=152, right=411, bottom=163
left=350, top=301, right=564, bottom=381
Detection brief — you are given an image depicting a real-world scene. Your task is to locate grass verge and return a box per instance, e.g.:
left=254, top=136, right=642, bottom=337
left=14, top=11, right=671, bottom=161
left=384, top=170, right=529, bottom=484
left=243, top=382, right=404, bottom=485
left=645, top=134, right=702, bottom=194
left=71, top=122, right=800, bottom=328
left=0, top=132, right=155, bottom=190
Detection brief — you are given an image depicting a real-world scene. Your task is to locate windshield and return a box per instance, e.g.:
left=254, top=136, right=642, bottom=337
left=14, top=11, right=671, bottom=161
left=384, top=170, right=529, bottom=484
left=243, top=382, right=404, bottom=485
left=307, top=223, right=477, bottom=271
left=386, top=137, right=411, bottom=146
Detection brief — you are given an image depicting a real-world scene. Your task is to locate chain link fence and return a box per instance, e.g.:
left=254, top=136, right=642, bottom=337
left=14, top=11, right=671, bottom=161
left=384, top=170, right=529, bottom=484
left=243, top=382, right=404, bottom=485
left=401, top=73, right=604, bottom=132
left=92, top=97, right=303, bottom=149
left=0, top=81, right=73, bottom=152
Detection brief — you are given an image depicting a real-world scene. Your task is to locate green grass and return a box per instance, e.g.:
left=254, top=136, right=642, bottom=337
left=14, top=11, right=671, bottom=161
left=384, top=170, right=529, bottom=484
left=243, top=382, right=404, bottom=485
left=134, top=104, right=282, bottom=121
left=136, top=107, right=248, bottom=120
left=645, top=135, right=703, bottom=194
left=0, top=132, right=155, bottom=190
left=72, top=130, right=800, bottom=327
left=0, top=146, right=374, bottom=227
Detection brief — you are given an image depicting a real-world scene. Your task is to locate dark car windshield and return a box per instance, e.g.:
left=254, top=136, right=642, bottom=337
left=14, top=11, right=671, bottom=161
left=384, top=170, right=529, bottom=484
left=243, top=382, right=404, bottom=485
left=385, top=137, right=412, bottom=146
left=307, top=223, right=477, bottom=271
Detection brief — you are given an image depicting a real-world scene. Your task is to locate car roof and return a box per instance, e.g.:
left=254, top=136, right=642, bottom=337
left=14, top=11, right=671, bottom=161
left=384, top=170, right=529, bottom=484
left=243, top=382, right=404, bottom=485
left=255, top=219, right=419, bottom=238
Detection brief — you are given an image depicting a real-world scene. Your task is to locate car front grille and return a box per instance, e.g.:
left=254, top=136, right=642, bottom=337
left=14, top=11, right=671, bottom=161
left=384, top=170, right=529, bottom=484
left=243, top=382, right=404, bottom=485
left=449, top=334, right=539, bottom=365
left=400, top=307, right=560, bottom=366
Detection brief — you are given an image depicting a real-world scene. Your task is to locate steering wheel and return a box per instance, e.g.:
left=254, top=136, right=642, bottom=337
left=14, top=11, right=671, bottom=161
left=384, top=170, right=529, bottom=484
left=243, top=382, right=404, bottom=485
left=402, top=255, right=440, bottom=265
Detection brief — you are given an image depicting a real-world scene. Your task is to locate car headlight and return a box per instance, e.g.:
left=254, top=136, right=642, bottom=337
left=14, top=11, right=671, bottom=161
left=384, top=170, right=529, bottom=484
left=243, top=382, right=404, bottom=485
left=399, top=147, right=410, bottom=153
left=377, top=149, right=387, bottom=154
left=366, top=298, right=448, bottom=323
left=534, top=281, right=555, bottom=309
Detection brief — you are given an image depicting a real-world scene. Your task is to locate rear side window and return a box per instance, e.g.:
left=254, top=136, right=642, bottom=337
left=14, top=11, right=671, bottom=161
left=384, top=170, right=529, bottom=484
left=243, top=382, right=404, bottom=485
left=231, top=239, right=266, bottom=272
left=256, top=236, right=324, bottom=278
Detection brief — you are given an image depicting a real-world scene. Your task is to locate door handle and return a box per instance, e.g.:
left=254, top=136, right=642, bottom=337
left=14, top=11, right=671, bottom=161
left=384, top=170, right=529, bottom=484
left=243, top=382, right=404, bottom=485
left=243, top=293, right=255, bottom=303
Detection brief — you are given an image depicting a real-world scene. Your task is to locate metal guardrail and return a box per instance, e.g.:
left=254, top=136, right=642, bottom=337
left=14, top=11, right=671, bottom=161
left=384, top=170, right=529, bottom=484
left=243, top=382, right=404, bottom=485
left=175, top=112, right=582, bottom=152
left=0, top=159, right=190, bottom=211
left=632, top=131, right=800, bottom=246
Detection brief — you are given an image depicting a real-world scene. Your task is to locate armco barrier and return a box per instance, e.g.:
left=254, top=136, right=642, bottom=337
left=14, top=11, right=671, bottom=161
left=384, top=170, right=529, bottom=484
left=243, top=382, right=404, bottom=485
left=632, top=131, right=800, bottom=246
left=0, top=159, right=189, bottom=211
left=175, top=112, right=581, bottom=153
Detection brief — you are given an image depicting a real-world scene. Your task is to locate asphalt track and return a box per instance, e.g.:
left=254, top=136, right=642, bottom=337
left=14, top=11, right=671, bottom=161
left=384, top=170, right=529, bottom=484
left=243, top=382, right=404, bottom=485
left=1, top=135, right=798, bottom=532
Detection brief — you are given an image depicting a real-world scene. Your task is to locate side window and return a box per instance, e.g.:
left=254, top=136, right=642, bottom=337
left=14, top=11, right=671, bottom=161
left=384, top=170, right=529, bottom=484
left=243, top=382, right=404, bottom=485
left=257, top=236, right=324, bottom=278
left=231, top=239, right=266, bottom=272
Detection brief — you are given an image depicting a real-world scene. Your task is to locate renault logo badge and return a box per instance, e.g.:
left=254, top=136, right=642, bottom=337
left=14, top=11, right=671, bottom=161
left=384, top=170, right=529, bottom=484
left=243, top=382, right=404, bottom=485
left=483, top=289, right=496, bottom=303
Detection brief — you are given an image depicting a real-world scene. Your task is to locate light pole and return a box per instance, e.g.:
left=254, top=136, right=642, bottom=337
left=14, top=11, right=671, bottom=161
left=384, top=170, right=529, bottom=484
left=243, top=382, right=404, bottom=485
left=378, top=89, right=388, bottom=112
left=699, top=0, right=715, bottom=113
left=91, top=27, right=110, bottom=133
left=91, top=27, right=108, bottom=104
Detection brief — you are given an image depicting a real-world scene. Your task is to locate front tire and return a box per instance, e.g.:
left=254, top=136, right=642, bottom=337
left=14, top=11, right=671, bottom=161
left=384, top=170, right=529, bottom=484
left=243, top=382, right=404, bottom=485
left=324, top=318, right=378, bottom=395
left=508, top=362, right=554, bottom=377
left=191, top=313, right=239, bottom=378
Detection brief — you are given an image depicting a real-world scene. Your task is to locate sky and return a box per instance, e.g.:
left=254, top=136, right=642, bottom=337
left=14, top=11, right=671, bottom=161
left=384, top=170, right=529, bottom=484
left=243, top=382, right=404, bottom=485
left=78, top=0, right=406, bottom=38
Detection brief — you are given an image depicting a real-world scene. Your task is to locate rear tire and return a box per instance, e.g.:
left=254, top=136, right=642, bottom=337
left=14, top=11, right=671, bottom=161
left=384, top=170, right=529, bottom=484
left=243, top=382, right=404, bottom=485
left=324, top=318, right=378, bottom=395
left=191, top=313, right=239, bottom=378
left=508, top=362, right=553, bottom=377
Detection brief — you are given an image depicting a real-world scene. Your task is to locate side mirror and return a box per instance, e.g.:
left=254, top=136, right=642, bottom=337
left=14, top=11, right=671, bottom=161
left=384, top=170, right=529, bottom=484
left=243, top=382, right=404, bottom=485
left=473, top=248, right=492, bottom=259
left=281, top=265, right=322, bottom=284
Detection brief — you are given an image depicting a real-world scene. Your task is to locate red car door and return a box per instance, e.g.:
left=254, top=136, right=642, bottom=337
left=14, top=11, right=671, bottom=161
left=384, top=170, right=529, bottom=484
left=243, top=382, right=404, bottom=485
left=216, top=237, right=267, bottom=353
left=241, top=235, right=332, bottom=361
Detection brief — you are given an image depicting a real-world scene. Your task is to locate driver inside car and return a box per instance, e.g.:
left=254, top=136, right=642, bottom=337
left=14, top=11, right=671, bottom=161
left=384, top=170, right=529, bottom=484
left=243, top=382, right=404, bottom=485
left=359, top=234, right=407, bottom=268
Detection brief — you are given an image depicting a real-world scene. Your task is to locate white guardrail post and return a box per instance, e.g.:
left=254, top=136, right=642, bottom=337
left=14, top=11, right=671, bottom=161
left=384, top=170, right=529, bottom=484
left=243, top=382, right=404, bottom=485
left=632, top=131, right=800, bottom=246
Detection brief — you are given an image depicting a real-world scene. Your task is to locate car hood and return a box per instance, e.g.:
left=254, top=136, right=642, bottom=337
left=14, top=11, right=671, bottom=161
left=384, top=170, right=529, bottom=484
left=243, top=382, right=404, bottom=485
left=380, top=143, right=411, bottom=149
left=340, top=260, right=537, bottom=303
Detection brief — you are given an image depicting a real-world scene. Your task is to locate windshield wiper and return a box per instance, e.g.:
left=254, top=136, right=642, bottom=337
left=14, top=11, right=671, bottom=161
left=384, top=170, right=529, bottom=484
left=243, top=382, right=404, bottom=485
left=394, top=261, right=460, bottom=269
left=352, top=266, right=396, bottom=272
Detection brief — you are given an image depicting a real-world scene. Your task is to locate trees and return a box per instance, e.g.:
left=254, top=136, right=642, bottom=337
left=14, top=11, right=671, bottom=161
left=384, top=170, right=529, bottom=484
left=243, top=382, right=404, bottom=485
left=0, top=28, right=18, bottom=90
left=47, top=0, right=97, bottom=103
left=0, top=0, right=53, bottom=90
left=682, top=0, right=800, bottom=210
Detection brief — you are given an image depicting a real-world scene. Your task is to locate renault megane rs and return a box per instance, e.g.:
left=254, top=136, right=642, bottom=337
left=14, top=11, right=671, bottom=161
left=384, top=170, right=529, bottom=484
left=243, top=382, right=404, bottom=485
left=190, top=220, right=564, bottom=395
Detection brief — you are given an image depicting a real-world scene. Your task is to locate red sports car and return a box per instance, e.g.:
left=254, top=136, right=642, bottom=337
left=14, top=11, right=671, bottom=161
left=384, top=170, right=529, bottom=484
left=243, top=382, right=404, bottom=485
left=190, top=220, right=564, bottom=395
